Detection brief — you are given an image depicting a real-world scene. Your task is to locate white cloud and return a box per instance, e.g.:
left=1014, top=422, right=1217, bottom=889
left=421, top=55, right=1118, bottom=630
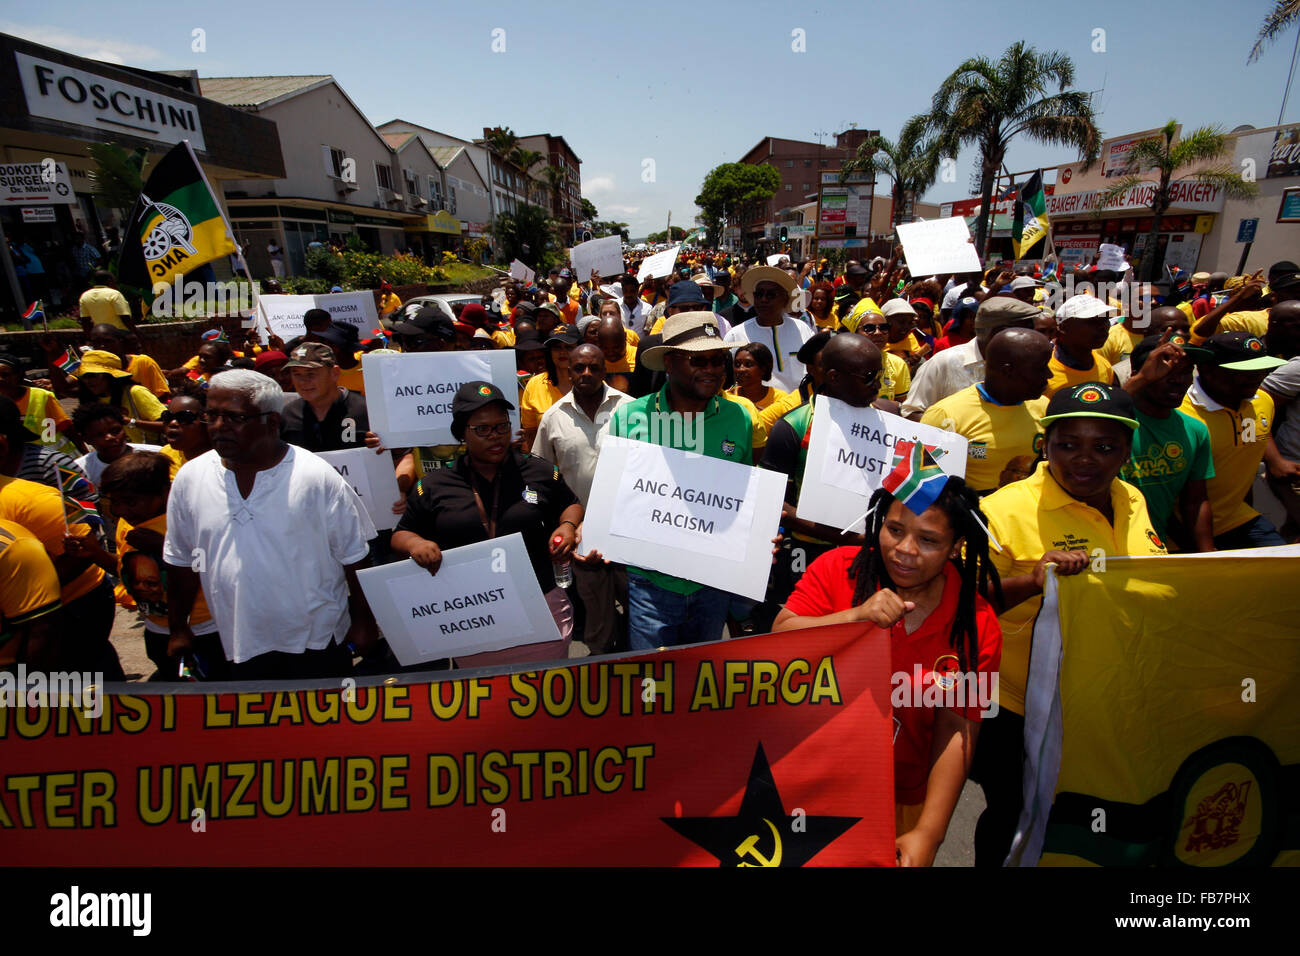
left=584, top=175, right=615, bottom=194
left=604, top=204, right=640, bottom=215
left=0, top=22, right=162, bottom=64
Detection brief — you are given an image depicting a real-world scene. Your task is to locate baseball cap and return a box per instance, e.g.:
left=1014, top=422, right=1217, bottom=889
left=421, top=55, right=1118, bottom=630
left=881, top=298, right=917, bottom=319
left=537, top=302, right=563, bottom=320
left=544, top=326, right=582, bottom=349
left=845, top=262, right=869, bottom=278
left=1039, top=382, right=1140, bottom=431
left=1056, top=295, right=1118, bottom=322
left=974, top=296, right=1042, bottom=329
left=952, top=296, right=980, bottom=319
left=253, top=349, right=288, bottom=370
left=1196, top=332, right=1288, bottom=371
left=282, top=342, right=337, bottom=369
left=1128, top=332, right=1212, bottom=373
left=1268, top=260, right=1300, bottom=292
left=451, top=381, right=515, bottom=417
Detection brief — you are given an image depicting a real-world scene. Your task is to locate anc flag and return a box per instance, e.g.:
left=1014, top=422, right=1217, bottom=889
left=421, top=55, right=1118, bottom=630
left=882, top=439, right=949, bottom=515
left=117, top=140, right=237, bottom=293
left=1012, top=170, right=1049, bottom=259
left=1011, top=548, right=1300, bottom=867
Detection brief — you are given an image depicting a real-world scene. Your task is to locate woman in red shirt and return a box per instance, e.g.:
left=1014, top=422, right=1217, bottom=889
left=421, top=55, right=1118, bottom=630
left=773, top=477, right=1002, bottom=866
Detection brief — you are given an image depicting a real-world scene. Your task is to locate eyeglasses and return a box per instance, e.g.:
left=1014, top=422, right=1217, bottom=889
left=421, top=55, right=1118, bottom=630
left=685, top=353, right=727, bottom=368
left=201, top=409, right=272, bottom=426
left=860, top=323, right=891, bottom=332
left=752, top=287, right=785, bottom=300
left=161, top=410, right=200, bottom=425
left=468, top=422, right=512, bottom=438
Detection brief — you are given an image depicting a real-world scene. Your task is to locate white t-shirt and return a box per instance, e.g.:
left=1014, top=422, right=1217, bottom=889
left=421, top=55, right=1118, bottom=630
left=163, top=446, right=376, bottom=663
left=724, top=316, right=815, bottom=393
left=75, top=444, right=153, bottom=489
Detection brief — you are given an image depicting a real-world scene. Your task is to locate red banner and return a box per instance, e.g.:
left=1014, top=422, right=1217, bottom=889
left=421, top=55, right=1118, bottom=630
left=1, top=624, right=895, bottom=866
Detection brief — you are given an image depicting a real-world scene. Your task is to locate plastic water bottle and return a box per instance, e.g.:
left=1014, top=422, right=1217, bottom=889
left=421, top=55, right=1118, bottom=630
left=552, top=534, right=573, bottom=588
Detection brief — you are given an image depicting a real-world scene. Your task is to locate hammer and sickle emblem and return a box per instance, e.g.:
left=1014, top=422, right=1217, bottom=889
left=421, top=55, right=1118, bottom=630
left=734, top=818, right=784, bottom=867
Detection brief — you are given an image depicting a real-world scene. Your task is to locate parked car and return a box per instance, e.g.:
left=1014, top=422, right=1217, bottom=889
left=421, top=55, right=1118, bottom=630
left=396, top=293, right=482, bottom=324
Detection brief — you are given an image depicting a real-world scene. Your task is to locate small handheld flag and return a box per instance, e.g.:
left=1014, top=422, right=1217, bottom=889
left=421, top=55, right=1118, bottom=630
left=54, top=348, right=81, bottom=375
left=57, top=464, right=103, bottom=531
left=881, top=440, right=950, bottom=516
left=22, top=300, right=44, bottom=328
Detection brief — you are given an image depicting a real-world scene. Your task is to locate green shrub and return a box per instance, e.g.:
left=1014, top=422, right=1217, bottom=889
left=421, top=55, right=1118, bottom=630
left=305, top=247, right=346, bottom=286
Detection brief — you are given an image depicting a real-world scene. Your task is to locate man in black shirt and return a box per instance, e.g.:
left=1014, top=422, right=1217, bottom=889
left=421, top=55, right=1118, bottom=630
left=279, top=342, right=370, bottom=452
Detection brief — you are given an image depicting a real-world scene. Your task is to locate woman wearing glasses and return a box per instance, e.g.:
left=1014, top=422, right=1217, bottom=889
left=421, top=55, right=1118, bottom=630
left=842, top=298, right=912, bottom=402
left=391, top=381, right=584, bottom=664
left=158, top=394, right=213, bottom=479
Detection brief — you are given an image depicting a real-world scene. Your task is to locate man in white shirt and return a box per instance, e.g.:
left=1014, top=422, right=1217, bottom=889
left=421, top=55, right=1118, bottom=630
left=617, top=274, right=651, bottom=335
left=902, top=296, right=1041, bottom=420
left=163, top=369, right=378, bottom=679
left=724, top=266, right=814, bottom=393
left=534, top=343, right=633, bottom=654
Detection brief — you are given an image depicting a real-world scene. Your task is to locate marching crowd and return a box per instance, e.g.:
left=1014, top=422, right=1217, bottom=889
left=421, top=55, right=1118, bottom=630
left=1, top=247, right=1295, bottom=865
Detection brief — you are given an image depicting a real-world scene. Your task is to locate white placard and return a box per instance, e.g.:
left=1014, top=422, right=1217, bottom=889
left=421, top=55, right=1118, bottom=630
left=636, top=245, right=680, bottom=282
left=896, top=218, right=982, bottom=276
left=766, top=253, right=787, bottom=267
left=258, top=291, right=379, bottom=342
left=569, top=235, right=624, bottom=283
left=580, top=436, right=785, bottom=601
left=357, top=534, right=560, bottom=665
left=509, top=259, right=535, bottom=283
left=362, top=350, right=520, bottom=447
left=1097, top=243, right=1129, bottom=272
left=796, top=396, right=968, bottom=532
left=0, top=161, right=76, bottom=205
left=317, top=447, right=403, bottom=532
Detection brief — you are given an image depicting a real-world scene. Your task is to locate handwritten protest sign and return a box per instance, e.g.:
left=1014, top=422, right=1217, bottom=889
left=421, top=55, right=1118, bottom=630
left=636, top=245, right=681, bottom=282
left=317, top=447, right=403, bottom=532
left=796, top=396, right=967, bottom=531
left=509, top=259, right=535, bottom=284
left=896, top=218, right=982, bottom=276
left=358, top=534, right=559, bottom=665
left=569, top=235, right=624, bottom=283
left=1097, top=242, right=1130, bottom=272
left=581, top=436, right=785, bottom=600
left=363, top=350, right=519, bottom=447
left=257, top=291, right=379, bottom=342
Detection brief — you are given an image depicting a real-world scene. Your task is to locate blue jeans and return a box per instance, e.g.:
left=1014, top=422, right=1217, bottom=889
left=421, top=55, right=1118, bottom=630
left=1213, top=514, right=1286, bottom=551
left=626, top=572, right=730, bottom=650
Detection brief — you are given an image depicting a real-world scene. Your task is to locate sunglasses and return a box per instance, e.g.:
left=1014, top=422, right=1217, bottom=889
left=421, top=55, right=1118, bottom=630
left=860, top=323, right=891, bottom=332
left=468, top=422, right=512, bottom=438
left=684, top=353, right=727, bottom=369
left=201, top=410, right=272, bottom=426
left=161, top=410, right=200, bottom=425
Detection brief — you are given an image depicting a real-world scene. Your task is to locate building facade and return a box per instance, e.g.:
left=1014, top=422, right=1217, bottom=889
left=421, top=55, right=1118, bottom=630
left=517, top=133, right=583, bottom=239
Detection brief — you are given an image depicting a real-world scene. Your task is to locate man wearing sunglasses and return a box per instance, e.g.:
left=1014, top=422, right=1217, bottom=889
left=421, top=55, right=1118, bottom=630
left=724, top=266, right=814, bottom=393
left=163, top=369, right=380, bottom=679
left=609, top=311, right=764, bottom=650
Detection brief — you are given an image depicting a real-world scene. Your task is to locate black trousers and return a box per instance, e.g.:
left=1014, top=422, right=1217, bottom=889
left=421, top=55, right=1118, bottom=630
left=970, top=708, right=1026, bottom=867
left=144, top=629, right=230, bottom=682
left=230, top=641, right=353, bottom=681
left=55, top=579, right=123, bottom=680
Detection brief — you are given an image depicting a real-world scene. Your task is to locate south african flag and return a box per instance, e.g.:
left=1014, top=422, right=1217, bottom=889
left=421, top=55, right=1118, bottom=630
left=881, top=440, right=949, bottom=515
left=57, top=464, right=102, bottom=530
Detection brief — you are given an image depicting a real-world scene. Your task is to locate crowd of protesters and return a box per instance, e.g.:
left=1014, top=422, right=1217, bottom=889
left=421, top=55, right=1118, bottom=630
left=0, top=244, right=1295, bottom=866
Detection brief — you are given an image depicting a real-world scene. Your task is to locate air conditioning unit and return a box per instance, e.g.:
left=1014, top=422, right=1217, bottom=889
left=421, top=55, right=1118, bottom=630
left=336, top=181, right=358, bottom=194
left=414, top=197, right=427, bottom=207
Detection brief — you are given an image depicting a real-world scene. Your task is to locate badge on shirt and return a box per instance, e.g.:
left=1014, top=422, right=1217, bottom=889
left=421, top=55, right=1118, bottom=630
left=968, top=442, right=987, bottom=460
left=523, top=487, right=538, bottom=505
left=721, top=439, right=736, bottom=457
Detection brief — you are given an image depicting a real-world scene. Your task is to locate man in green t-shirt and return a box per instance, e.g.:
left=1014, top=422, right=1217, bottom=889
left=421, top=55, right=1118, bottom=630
left=1121, top=333, right=1216, bottom=551
left=608, top=311, right=761, bottom=649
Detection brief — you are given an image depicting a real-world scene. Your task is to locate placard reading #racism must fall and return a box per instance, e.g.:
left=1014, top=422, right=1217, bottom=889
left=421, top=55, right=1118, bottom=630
left=363, top=350, right=519, bottom=447
left=797, top=396, right=968, bottom=532
left=581, top=436, right=785, bottom=601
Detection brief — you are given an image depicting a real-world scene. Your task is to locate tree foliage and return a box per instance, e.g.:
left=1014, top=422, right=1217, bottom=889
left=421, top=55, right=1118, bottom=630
left=580, top=197, right=599, bottom=221
left=86, top=142, right=148, bottom=220
left=1249, top=0, right=1300, bottom=62
left=490, top=203, right=562, bottom=270
left=645, top=226, right=689, bottom=243
left=842, top=114, right=943, bottom=228
left=695, top=162, right=781, bottom=247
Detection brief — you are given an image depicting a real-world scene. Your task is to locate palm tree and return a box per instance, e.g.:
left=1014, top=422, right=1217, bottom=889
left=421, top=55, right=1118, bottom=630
left=841, top=114, right=943, bottom=229
left=542, top=165, right=568, bottom=216
left=87, top=142, right=148, bottom=220
left=1097, top=120, right=1259, bottom=280
left=1249, top=0, right=1300, bottom=61
left=483, top=126, right=518, bottom=158
left=510, top=147, right=544, bottom=174
left=930, top=41, right=1102, bottom=257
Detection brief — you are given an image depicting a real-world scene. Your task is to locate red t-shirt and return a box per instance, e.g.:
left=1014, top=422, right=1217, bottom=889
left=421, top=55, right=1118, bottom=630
left=783, top=547, right=1002, bottom=805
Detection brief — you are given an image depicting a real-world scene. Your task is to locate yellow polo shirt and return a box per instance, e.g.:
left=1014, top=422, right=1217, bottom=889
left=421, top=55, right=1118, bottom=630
left=721, top=392, right=767, bottom=449
left=0, top=475, right=106, bottom=604
left=1218, top=310, right=1269, bottom=339
left=0, top=517, right=62, bottom=665
left=881, top=351, right=911, bottom=401
left=78, top=286, right=130, bottom=329
left=1098, top=322, right=1145, bottom=366
left=1178, top=383, right=1274, bottom=535
left=758, top=385, right=804, bottom=431
left=1044, top=351, right=1115, bottom=398
left=520, top=373, right=564, bottom=431
left=982, top=461, right=1165, bottom=714
left=921, top=385, right=1048, bottom=493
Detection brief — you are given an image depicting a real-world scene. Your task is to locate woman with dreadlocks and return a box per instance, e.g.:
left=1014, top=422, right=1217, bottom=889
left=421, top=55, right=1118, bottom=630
left=773, top=473, right=1003, bottom=867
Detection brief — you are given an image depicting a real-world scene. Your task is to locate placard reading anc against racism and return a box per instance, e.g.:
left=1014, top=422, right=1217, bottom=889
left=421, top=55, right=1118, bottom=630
left=636, top=245, right=680, bottom=282
left=896, top=218, right=982, bottom=275
left=509, top=259, right=535, bottom=283
left=363, top=349, right=519, bottom=447
left=317, top=447, right=403, bottom=532
left=569, top=235, right=624, bottom=283
left=257, top=291, right=379, bottom=342
left=357, top=534, right=559, bottom=665
left=796, top=396, right=967, bottom=532
left=581, top=436, right=785, bottom=600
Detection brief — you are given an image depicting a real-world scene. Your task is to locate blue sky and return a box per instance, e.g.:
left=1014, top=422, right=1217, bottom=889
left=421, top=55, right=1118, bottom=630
left=4, top=0, right=1297, bottom=237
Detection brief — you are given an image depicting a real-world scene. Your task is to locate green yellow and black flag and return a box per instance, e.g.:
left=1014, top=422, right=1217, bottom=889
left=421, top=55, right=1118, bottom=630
left=1011, top=170, right=1049, bottom=259
left=117, top=140, right=237, bottom=292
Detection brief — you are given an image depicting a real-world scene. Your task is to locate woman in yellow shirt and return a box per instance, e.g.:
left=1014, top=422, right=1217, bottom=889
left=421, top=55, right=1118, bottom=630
left=807, top=281, right=837, bottom=331
left=973, top=381, right=1166, bottom=866
left=75, top=350, right=166, bottom=444
left=728, top=342, right=788, bottom=411
left=520, top=327, right=578, bottom=451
